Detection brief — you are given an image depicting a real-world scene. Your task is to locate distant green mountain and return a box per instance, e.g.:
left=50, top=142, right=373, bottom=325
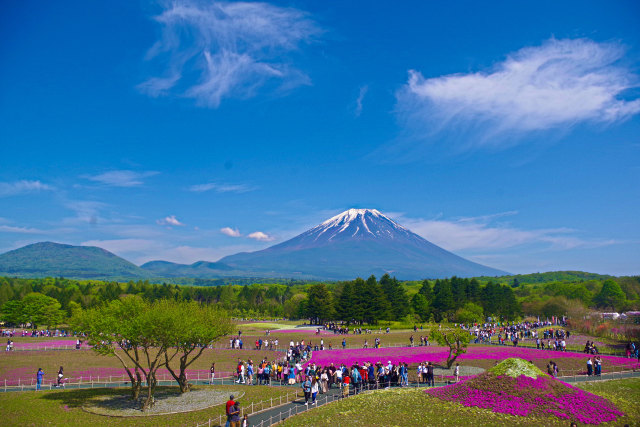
left=139, top=260, right=236, bottom=278
left=0, top=242, right=151, bottom=280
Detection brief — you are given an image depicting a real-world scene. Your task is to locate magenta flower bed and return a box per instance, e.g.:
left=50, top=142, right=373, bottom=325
left=306, top=345, right=639, bottom=371
left=426, top=373, right=624, bottom=424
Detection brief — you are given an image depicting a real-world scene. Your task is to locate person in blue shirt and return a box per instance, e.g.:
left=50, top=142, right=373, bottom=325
left=36, top=368, right=44, bottom=391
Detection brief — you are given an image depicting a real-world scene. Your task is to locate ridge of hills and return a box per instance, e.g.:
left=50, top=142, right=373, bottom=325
left=2, top=209, right=617, bottom=282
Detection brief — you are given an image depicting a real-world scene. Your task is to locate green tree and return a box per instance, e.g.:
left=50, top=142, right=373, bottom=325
left=305, top=283, right=335, bottom=324
left=455, top=302, right=484, bottom=324
left=22, top=292, right=65, bottom=328
left=418, top=280, right=434, bottom=302
left=593, top=279, right=626, bottom=310
left=362, top=275, right=391, bottom=323
left=429, top=327, right=471, bottom=368
left=336, top=281, right=355, bottom=323
left=72, top=296, right=175, bottom=410
left=0, top=300, right=24, bottom=325
left=163, top=301, right=233, bottom=393
left=380, top=274, right=410, bottom=320
left=411, top=293, right=430, bottom=322
left=432, top=279, right=455, bottom=319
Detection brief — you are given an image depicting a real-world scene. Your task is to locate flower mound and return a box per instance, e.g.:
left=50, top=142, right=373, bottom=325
left=426, top=358, right=624, bottom=425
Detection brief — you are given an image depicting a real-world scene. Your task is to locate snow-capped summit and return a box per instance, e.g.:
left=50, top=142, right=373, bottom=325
left=219, top=208, right=507, bottom=280
left=292, top=208, right=417, bottom=246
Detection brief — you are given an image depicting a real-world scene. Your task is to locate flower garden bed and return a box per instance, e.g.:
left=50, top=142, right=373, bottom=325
left=426, top=358, right=624, bottom=424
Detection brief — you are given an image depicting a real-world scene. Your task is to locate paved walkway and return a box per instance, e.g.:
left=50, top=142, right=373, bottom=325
left=242, top=370, right=640, bottom=427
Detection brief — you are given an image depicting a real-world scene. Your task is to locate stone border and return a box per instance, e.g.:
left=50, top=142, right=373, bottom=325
left=82, top=388, right=244, bottom=418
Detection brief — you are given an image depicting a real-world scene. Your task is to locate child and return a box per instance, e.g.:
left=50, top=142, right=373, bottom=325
left=241, top=414, right=248, bottom=427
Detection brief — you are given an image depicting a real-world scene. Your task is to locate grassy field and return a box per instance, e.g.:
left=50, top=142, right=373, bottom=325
left=0, top=347, right=284, bottom=386
left=0, top=384, right=294, bottom=426
left=280, top=378, right=640, bottom=427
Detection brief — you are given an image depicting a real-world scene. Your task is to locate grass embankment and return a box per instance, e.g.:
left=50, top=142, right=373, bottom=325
left=280, top=378, right=640, bottom=426
left=0, top=384, right=294, bottom=426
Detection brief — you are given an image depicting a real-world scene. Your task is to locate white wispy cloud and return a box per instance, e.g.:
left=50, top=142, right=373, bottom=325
left=395, top=211, right=618, bottom=251
left=0, top=180, right=54, bottom=197
left=85, top=170, right=158, bottom=187
left=247, top=231, right=274, bottom=241
left=0, top=225, right=43, bottom=234
left=189, top=182, right=254, bottom=193
left=220, top=227, right=241, bottom=237
left=397, top=38, right=640, bottom=148
left=156, top=215, right=184, bottom=226
left=355, top=85, right=368, bottom=117
left=139, top=0, right=321, bottom=107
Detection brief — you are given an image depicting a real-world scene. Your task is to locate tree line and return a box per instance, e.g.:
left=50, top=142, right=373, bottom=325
left=0, top=273, right=637, bottom=328
left=303, top=274, right=520, bottom=324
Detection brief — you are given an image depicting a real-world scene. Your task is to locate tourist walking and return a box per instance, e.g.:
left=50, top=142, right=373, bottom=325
left=302, top=376, right=312, bottom=406
left=587, top=358, right=593, bottom=376
left=210, top=362, right=216, bottom=384
left=36, top=368, right=44, bottom=391
left=311, top=378, right=319, bottom=405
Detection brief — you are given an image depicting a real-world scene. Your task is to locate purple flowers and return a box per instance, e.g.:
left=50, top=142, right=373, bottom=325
left=306, top=345, right=639, bottom=372
left=426, top=369, right=624, bottom=424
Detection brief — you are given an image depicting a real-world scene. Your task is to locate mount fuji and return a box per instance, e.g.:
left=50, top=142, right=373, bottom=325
left=218, top=209, right=507, bottom=280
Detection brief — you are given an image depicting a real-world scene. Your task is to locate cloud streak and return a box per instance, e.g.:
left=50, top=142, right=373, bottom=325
left=355, top=85, right=368, bottom=117
left=397, top=38, right=640, bottom=148
left=189, top=182, right=254, bottom=193
left=395, top=211, right=617, bottom=251
left=0, top=180, right=54, bottom=197
left=85, top=170, right=158, bottom=187
left=139, top=0, right=321, bottom=107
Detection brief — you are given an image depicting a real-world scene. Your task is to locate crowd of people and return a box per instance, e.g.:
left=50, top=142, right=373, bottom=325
left=1, top=328, right=75, bottom=338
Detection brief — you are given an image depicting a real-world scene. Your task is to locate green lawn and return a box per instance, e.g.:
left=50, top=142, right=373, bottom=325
left=0, top=384, right=295, bottom=426
left=280, top=378, right=640, bottom=427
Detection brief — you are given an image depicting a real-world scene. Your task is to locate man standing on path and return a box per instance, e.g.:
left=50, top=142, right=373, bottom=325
left=225, top=395, right=236, bottom=427
left=36, top=368, right=44, bottom=391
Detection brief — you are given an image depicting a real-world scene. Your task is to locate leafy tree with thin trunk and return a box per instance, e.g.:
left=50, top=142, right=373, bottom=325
left=163, top=300, right=233, bottom=393
left=72, top=296, right=175, bottom=410
left=430, top=327, right=471, bottom=369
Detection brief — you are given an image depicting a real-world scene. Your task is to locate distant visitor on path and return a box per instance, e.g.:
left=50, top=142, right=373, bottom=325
left=36, top=368, right=44, bottom=391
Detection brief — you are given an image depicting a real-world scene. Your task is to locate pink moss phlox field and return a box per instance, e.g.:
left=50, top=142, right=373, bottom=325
left=426, top=372, right=624, bottom=424
left=306, top=345, right=640, bottom=371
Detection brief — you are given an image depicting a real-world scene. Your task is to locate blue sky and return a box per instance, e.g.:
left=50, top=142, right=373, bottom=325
left=1, top=0, right=639, bottom=275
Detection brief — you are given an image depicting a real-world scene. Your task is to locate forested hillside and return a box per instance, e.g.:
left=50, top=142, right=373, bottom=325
left=0, top=273, right=637, bottom=328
